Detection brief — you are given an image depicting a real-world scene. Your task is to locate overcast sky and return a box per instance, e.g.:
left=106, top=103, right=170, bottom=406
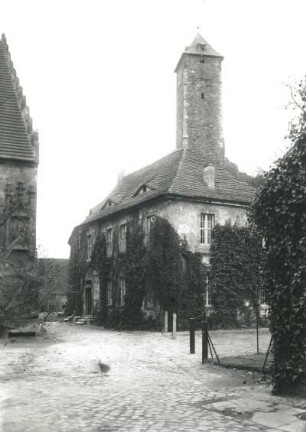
left=0, top=0, right=305, bottom=258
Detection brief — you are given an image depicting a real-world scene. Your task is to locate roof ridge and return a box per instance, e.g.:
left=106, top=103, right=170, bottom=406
left=167, top=147, right=187, bottom=193
left=120, top=148, right=184, bottom=182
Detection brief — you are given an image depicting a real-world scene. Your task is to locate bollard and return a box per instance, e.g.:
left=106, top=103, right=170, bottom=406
left=190, top=318, right=195, bottom=354
left=164, top=310, right=168, bottom=333
left=202, top=321, right=208, bottom=364
left=172, top=312, right=177, bottom=339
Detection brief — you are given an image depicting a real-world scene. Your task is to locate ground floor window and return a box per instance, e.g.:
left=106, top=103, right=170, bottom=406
left=144, top=290, right=154, bottom=309
left=107, top=280, right=113, bottom=306
left=260, top=287, right=266, bottom=305
left=119, top=277, right=126, bottom=306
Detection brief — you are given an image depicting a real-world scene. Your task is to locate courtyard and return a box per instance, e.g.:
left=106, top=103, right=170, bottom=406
left=0, top=323, right=305, bottom=432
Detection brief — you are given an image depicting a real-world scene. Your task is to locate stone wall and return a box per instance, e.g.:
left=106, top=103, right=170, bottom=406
left=176, top=54, right=224, bottom=161
left=0, top=160, right=38, bottom=320
left=144, top=198, right=248, bottom=254
left=0, top=160, right=37, bottom=256
left=70, top=196, right=248, bottom=317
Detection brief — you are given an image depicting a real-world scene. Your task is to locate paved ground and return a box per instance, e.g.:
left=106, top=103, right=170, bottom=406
left=0, top=322, right=305, bottom=432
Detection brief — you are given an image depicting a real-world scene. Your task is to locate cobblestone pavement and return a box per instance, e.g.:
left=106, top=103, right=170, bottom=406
left=0, top=323, right=305, bottom=432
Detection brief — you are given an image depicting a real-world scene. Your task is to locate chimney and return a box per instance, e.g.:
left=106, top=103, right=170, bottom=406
left=117, top=169, right=125, bottom=184
left=203, top=164, right=215, bottom=189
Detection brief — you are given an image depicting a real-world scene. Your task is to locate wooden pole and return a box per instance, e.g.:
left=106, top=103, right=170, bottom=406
left=172, top=312, right=177, bottom=339
left=256, top=302, right=260, bottom=354
left=164, top=310, right=168, bottom=333
left=202, top=321, right=208, bottom=364
left=190, top=318, right=195, bottom=354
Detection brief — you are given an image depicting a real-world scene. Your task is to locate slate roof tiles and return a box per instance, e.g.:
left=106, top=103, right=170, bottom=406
left=0, top=35, right=38, bottom=163
left=84, top=148, right=255, bottom=225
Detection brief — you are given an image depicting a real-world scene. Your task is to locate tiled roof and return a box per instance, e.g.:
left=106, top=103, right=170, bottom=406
left=175, top=33, right=223, bottom=72
left=83, top=148, right=256, bottom=225
left=185, top=33, right=222, bottom=58
left=0, top=35, right=38, bottom=163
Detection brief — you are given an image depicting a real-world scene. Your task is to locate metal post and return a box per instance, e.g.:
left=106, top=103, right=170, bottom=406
left=190, top=318, right=195, bottom=354
left=202, top=321, right=208, bottom=364
left=164, top=310, right=168, bottom=333
left=172, top=312, right=177, bottom=340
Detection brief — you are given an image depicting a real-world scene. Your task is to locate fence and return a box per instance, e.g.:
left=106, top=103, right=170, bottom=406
left=173, top=310, right=273, bottom=372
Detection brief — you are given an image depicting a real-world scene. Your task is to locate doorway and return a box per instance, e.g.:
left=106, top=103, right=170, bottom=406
left=85, top=285, right=93, bottom=315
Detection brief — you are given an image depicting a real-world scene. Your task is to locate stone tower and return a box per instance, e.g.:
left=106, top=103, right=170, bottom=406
left=0, top=34, right=39, bottom=321
left=175, top=33, right=224, bottom=162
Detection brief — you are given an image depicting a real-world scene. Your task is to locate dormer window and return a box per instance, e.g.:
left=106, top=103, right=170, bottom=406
left=133, top=184, right=153, bottom=197
left=139, top=185, right=147, bottom=194
left=102, top=199, right=114, bottom=209
left=198, top=43, right=206, bottom=51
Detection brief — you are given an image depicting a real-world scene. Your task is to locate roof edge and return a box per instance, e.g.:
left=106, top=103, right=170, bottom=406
left=174, top=51, right=224, bottom=73
left=72, top=192, right=252, bottom=231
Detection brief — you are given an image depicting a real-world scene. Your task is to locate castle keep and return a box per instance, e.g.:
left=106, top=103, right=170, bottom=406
left=69, top=34, right=255, bottom=319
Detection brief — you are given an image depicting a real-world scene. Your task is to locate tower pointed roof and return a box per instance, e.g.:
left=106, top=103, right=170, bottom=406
left=186, top=33, right=222, bottom=57
left=175, top=33, right=223, bottom=72
left=0, top=34, right=39, bottom=164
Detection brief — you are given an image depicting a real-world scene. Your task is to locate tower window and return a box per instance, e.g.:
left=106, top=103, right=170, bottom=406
left=201, top=92, right=204, bottom=99
left=200, top=54, right=205, bottom=63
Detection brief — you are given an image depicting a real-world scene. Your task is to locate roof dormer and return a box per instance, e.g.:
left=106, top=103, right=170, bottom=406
left=133, top=184, right=154, bottom=197
left=102, top=199, right=115, bottom=209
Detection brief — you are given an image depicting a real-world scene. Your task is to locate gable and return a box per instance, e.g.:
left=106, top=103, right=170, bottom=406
left=0, top=35, right=38, bottom=164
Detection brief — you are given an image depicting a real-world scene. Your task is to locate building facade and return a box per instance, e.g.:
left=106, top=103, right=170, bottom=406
left=0, top=35, right=39, bottom=322
left=69, top=34, right=255, bottom=320
left=38, top=259, right=68, bottom=313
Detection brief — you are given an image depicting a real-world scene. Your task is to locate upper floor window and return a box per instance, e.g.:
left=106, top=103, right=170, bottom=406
left=78, top=232, right=82, bottom=251
left=119, top=223, right=127, bottom=253
left=106, top=228, right=113, bottom=257
left=200, top=213, right=215, bottom=245
left=119, top=277, right=126, bottom=306
left=5, top=183, right=13, bottom=206
left=146, top=215, right=156, bottom=245
left=86, top=234, right=93, bottom=260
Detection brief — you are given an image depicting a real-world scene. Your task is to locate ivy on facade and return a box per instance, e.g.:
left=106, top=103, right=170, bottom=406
left=145, top=217, right=184, bottom=314
left=180, top=240, right=208, bottom=320
left=209, top=223, right=262, bottom=328
left=90, top=233, right=112, bottom=325
left=67, top=233, right=89, bottom=316
left=121, top=222, right=147, bottom=328
left=250, top=78, right=306, bottom=392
